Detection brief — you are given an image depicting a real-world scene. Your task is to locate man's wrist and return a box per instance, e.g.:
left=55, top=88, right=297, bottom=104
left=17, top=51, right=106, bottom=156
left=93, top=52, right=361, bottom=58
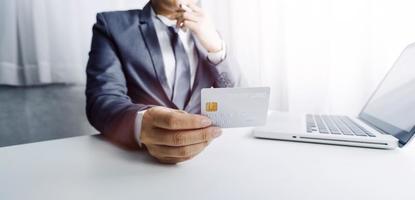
left=134, top=109, right=148, bottom=148
left=207, top=39, right=226, bottom=65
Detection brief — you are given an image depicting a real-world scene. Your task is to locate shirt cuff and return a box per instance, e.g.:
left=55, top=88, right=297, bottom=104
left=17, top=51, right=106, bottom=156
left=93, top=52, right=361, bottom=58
left=134, top=110, right=147, bottom=148
left=207, top=40, right=226, bottom=65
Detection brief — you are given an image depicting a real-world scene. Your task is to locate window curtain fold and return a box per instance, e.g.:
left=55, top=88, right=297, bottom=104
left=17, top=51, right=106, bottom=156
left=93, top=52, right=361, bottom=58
left=0, top=0, right=146, bottom=86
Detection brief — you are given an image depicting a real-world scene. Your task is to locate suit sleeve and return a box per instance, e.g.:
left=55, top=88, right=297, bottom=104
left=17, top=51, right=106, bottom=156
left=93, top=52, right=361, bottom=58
left=205, top=42, right=248, bottom=88
left=85, top=13, right=151, bottom=147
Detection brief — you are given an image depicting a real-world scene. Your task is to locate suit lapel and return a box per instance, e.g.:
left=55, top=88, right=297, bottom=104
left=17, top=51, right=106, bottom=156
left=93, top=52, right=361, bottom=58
left=138, top=4, right=214, bottom=112
left=138, top=3, right=175, bottom=107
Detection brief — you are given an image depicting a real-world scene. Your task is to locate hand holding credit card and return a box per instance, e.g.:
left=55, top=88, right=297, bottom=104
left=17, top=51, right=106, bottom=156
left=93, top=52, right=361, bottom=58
left=201, top=87, right=270, bottom=128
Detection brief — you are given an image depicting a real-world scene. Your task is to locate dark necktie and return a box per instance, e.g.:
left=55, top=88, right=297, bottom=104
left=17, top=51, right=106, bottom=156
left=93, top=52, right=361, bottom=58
left=167, top=27, right=191, bottom=110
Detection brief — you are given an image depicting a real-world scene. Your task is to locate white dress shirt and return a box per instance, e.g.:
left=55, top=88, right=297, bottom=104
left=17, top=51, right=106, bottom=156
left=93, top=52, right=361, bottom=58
left=134, top=7, right=226, bottom=146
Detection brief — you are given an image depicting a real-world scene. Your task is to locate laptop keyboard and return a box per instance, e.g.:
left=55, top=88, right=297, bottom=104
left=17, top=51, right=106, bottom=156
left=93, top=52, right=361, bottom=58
left=306, top=114, right=376, bottom=137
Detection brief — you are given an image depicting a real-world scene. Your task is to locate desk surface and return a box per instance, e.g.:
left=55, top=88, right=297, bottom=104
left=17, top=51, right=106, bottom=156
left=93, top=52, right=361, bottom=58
left=1, top=128, right=415, bottom=200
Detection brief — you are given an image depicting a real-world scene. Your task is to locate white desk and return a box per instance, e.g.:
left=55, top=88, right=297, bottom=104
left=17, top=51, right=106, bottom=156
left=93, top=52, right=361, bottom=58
left=1, top=128, right=415, bottom=200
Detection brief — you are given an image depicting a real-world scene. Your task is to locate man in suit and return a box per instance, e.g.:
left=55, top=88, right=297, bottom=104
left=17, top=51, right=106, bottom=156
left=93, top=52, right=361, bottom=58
left=86, top=0, right=244, bottom=164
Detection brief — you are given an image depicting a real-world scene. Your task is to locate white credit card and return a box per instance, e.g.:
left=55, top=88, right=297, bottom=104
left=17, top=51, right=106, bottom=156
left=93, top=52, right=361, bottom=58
left=201, top=87, right=270, bottom=128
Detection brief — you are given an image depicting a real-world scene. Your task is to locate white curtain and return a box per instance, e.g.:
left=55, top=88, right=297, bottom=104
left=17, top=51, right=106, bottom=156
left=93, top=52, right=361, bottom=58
left=0, top=0, right=147, bottom=86
left=202, top=0, right=415, bottom=115
left=1, top=0, right=415, bottom=115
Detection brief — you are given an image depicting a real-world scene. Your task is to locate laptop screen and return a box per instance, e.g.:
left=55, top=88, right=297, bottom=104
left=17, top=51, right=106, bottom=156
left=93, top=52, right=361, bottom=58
left=359, top=44, right=415, bottom=146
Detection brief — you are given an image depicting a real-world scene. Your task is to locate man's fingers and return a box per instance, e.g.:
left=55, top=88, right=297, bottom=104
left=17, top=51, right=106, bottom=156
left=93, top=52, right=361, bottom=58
left=174, top=12, right=199, bottom=30
left=186, top=2, right=203, bottom=13
left=182, top=20, right=198, bottom=31
left=147, top=142, right=208, bottom=158
left=146, top=146, right=191, bottom=164
left=143, top=126, right=222, bottom=146
left=148, top=107, right=212, bottom=130
left=182, top=12, right=200, bottom=22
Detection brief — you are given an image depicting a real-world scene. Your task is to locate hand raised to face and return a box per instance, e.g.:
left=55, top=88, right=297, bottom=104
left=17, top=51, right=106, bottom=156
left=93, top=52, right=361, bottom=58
left=174, top=1, right=223, bottom=53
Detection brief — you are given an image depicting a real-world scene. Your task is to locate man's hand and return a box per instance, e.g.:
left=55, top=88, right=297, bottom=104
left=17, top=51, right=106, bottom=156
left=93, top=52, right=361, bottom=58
left=140, top=107, right=222, bottom=164
left=175, top=2, right=223, bottom=53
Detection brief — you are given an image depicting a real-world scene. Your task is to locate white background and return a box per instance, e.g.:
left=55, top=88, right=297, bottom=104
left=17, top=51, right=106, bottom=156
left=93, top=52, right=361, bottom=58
left=203, top=0, right=415, bottom=115
left=1, top=0, right=415, bottom=115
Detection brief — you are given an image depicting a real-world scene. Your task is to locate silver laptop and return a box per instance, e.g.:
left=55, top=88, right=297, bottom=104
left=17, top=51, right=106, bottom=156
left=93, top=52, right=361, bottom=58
left=253, top=43, right=415, bottom=149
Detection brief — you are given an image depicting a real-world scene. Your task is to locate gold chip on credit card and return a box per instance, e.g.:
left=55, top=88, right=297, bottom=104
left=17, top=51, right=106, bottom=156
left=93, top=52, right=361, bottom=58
left=206, top=102, right=218, bottom=112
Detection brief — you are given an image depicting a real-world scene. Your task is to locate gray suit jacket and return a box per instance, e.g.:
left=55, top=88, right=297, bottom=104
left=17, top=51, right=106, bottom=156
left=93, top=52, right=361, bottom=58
left=85, top=3, right=244, bottom=143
